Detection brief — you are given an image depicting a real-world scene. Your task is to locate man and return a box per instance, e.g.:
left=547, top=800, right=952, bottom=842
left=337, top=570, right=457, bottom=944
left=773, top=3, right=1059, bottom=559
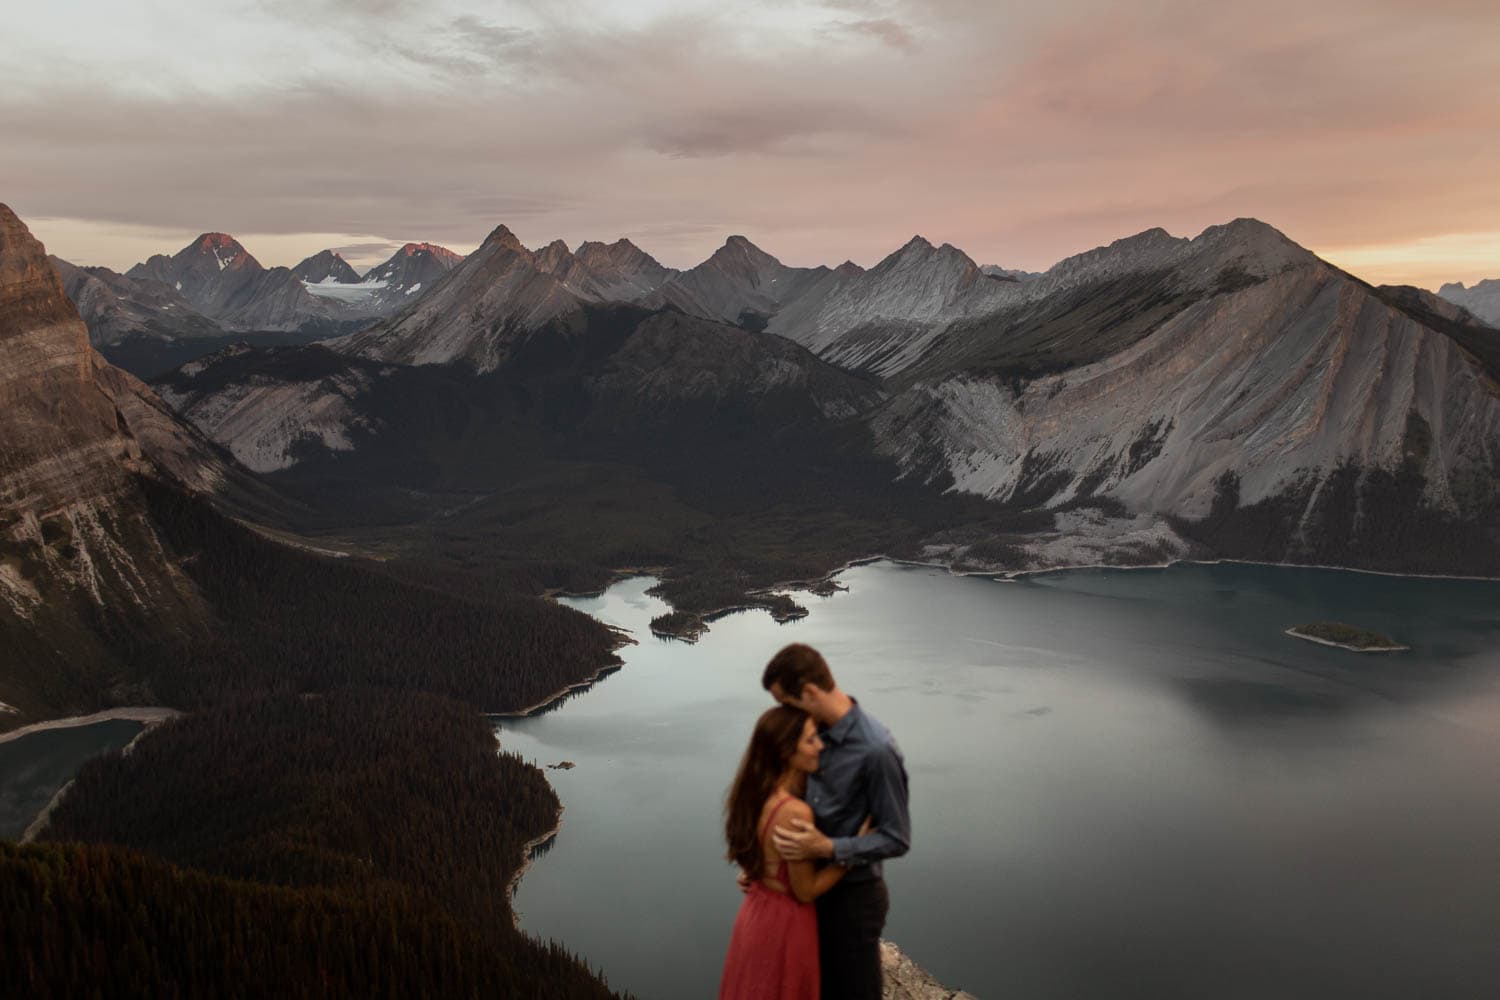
left=763, top=642, right=911, bottom=1000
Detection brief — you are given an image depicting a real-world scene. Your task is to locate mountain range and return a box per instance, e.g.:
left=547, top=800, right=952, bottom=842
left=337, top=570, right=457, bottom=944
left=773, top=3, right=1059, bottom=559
left=1440, top=279, right=1500, bottom=327
left=11, top=200, right=1500, bottom=675
left=144, top=215, right=1500, bottom=579
left=49, top=235, right=469, bottom=379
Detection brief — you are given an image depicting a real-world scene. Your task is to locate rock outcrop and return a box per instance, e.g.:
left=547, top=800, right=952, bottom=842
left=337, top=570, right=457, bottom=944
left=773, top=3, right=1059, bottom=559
left=881, top=941, right=977, bottom=1000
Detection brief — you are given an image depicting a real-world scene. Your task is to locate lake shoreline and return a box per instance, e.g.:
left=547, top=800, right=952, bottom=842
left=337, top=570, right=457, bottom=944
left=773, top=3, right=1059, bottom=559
left=16, top=710, right=180, bottom=843
left=1283, top=628, right=1411, bottom=653
left=638, top=551, right=1500, bottom=645
left=488, top=629, right=635, bottom=719
left=0, top=706, right=182, bottom=744
left=506, top=804, right=564, bottom=929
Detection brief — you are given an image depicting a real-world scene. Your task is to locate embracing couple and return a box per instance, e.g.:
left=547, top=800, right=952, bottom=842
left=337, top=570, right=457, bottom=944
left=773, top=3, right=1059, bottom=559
left=720, top=643, right=912, bottom=1000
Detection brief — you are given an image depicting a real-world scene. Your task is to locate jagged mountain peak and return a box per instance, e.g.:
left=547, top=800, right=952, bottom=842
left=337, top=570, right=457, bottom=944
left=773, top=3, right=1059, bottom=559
left=1, top=202, right=81, bottom=334
left=834, top=260, right=865, bottom=276
left=182, top=232, right=259, bottom=272
left=535, top=239, right=572, bottom=273
left=1194, top=217, right=1304, bottom=254
left=575, top=237, right=664, bottom=269
left=1439, top=277, right=1500, bottom=296
left=192, top=232, right=242, bottom=251
left=480, top=225, right=529, bottom=254
left=874, top=234, right=980, bottom=277
left=1438, top=276, right=1500, bottom=326
left=712, top=235, right=780, bottom=267
left=294, top=249, right=361, bottom=285
left=396, top=242, right=457, bottom=259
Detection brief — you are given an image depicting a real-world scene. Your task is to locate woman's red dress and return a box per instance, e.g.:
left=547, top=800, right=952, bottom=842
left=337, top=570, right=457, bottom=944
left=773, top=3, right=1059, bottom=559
left=719, top=795, right=820, bottom=999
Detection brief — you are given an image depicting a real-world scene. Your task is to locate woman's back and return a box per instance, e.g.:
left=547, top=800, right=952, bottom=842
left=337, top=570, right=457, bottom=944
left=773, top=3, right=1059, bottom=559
left=756, top=792, right=799, bottom=896
left=721, top=791, right=820, bottom=1000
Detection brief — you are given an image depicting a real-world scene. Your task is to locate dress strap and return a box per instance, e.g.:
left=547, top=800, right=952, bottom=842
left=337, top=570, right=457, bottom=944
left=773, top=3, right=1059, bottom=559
left=758, top=793, right=796, bottom=840
left=759, top=794, right=797, bottom=885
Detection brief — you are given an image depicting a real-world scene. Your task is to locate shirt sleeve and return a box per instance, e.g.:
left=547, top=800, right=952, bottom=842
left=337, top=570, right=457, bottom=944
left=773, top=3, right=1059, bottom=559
left=830, top=742, right=911, bottom=867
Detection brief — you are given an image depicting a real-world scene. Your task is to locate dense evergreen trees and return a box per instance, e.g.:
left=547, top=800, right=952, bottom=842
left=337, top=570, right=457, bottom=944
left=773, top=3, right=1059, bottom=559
left=3, top=841, right=616, bottom=999
left=140, top=478, right=619, bottom=711
left=1174, top=463, right=1500, bottom=575
left=7, top=481, right=630, bottom=995
left=25, top=690, right=625, bottom=999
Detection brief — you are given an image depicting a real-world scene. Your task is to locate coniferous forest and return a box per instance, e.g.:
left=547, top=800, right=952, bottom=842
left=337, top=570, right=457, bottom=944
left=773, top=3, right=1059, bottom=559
left=5, top=479, right=631, bottom=997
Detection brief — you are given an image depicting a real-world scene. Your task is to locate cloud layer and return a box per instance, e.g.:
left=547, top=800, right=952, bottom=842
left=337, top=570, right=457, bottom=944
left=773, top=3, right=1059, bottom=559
left=6, top=0, right=1498, bottom=287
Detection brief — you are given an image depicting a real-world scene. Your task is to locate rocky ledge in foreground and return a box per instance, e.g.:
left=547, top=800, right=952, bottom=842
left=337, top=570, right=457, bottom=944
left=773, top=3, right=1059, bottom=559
left=882, top=940, right=978, bottom=999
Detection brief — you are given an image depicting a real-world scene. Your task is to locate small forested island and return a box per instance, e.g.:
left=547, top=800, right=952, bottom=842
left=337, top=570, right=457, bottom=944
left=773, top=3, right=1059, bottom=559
left=1285, top=621, right=1409, bottom=652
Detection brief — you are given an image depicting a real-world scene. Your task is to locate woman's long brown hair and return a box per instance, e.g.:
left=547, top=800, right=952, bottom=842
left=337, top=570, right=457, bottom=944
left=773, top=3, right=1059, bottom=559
left=725, top=705, right=810, bottom=880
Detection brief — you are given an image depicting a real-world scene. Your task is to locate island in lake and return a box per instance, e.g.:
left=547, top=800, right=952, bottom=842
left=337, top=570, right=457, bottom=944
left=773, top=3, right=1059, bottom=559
left=1285, top=621, right=1409, bottom=652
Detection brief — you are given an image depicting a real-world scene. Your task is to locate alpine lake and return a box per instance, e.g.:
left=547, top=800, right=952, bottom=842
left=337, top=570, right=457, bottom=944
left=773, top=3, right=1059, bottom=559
left=499, top=560, right=1500, bottom=1000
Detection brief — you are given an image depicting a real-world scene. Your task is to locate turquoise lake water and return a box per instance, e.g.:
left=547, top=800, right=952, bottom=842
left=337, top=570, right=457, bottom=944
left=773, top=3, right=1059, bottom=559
left=500, top=561, right=1500, bottom=999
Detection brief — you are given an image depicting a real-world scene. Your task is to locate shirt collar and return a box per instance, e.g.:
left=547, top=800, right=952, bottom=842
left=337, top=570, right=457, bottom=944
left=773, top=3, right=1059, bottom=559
left=822, top=698, right=861, bottom=746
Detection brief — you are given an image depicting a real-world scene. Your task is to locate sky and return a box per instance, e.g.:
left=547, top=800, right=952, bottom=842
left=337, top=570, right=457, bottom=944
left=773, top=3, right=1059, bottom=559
left=4, top=0, right=1498, bottom=289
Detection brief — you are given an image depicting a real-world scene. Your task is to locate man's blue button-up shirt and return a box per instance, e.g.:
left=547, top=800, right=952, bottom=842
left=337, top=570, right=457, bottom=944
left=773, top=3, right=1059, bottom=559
left=806, top=700, right=911, bottom=881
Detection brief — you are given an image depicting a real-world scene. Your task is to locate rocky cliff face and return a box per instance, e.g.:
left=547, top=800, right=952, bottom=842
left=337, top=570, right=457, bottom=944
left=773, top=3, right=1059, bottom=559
left=880, top=941, right=976, bottom=1000
left=1439, top=278, right=1500, bottom=327
left=50, top=256, right=224, bottom=345
left=0, top=205, right=223, bottom=719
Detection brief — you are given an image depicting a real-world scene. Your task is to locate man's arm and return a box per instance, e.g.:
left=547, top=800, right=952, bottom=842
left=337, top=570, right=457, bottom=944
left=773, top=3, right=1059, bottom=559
left=828, top=743, right=910, bottom=867
left=773, top=744, right=910, bottom=864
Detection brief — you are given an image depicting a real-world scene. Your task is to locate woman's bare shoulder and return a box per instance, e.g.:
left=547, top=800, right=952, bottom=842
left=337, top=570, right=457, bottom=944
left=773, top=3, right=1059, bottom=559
left=775, top=797, right=814, bottom=823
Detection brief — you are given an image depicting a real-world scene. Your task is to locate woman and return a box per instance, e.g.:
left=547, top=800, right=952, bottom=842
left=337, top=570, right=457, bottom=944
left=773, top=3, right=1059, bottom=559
left=719, top=705, right=849, bottom=1000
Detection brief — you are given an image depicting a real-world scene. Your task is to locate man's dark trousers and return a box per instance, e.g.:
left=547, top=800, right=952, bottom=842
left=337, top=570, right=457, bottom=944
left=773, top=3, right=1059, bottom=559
left=817, top=876, right=889, bottom=999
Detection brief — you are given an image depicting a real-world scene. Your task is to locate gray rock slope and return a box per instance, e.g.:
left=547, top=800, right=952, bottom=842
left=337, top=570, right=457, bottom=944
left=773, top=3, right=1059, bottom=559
left=50, top=256, right=224, bottom=345
left=858, top=222, right=1500, bottom=555
left=1439, top=279, right=1500, bottom=327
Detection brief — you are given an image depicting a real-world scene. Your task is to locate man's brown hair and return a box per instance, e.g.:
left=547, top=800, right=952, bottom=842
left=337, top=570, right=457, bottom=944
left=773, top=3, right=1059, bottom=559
left=761, top=643, right=835, bottom=698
